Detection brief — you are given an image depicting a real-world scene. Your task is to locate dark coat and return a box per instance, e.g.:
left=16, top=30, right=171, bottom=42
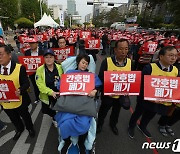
left=24, top=49, right=44, bottom=56
left=139, top=62, right=179, bottom=115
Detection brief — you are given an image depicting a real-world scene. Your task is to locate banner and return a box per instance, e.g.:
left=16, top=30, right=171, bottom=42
left=144, top=75, right=180, bottom=103
left=0, top=80, right=20, bottom=102
left=59, top=10, right=64, bottom=27
left=60, top=73, right=95, bottom=95
left=52, top=46, right=75, bottom=61
left=85, top=39, right=100, bottom=49
left=18, top=56, right=44, bottom=75
left=104, top=71, right=141, bottom=95
left=79, top=31, right=91, bottom=39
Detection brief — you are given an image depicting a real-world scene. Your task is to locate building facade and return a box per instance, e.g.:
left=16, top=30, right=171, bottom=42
left=49, top=5, right=63, bottom=20
left=85, top=13, right=93, bottom=23
left=67, top=0, right=76, bottom=15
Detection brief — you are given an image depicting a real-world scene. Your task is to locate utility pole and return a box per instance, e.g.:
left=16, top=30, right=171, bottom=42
left=40, top=0, right=43, bottom=18
left=17, top=0, right=21, bottom=15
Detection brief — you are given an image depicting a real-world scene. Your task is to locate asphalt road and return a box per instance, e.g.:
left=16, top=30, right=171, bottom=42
left=0, top=52, right=180, bottom=154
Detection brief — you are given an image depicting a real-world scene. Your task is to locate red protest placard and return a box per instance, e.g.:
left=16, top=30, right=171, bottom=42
left=52, top=46, right=75, bottom=61
left=79, top=31, right=91, bottom=39
left=33, top=34, right=47, bottom=42
left=60, top=73, right=95, bottom=95
left=19, top=35, right=29, bottom=43
left=140, top=42, right=158, bottom=54
left=144, top=75, right=180, bottom=103
left=18, top=56, right=44, bottom=75
left=112, top=34, right=119, bottom=40
left=85, top=39, right=100, bottom=49
left=104, top=71, right=141, bottom=95
left=0, top=80, right=20, bottom=102
left=20, top=43, right=31, bottom=54
left=68, top=36, right=77, bottom=44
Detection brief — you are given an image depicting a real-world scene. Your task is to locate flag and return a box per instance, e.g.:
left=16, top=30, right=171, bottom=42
left=59, top=10, right=64, bottom=27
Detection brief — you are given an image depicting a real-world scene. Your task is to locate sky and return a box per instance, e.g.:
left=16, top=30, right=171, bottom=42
left=48, top=0, right=128, bottom=23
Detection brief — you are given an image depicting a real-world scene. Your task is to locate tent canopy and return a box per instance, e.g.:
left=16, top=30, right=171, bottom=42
left=34, top=13, right=59, bottom=28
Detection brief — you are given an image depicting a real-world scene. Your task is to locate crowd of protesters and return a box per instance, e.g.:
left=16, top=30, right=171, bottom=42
left=0, top=26, right=180, bottom=153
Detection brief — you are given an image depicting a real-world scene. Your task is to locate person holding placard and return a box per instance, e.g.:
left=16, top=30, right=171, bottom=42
left=25, top=36, right=44, bottom=104
left=97, top=39, right=131, bottom=135
left=128, top=46, right=179, bottom=139
left=0, top=44, right=35, bottom=140
left=35, top=49, right=63, bottom=127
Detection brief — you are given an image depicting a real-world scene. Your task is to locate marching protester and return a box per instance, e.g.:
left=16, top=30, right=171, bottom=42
left=101, top=32, right=109, bottom=55
left=97, top=39, right=131, bottom=135
left=157, top=48, right=180, bottom=136
left=0, top=44, right=35, bottom=140
left=85, top=33, right=100, bottom=62
left=128, top=46, right=179, bottom=139
left=54, top=54, right=102, bottom=154
left=35, top=49, right=63, bottom=126
left=56, top=36, right=68, bottom=64
left=13, top=32, right=20, bottom=52
left=136, top=38, right=158, bottom=70
left=24, top=36, right=44, bottom=104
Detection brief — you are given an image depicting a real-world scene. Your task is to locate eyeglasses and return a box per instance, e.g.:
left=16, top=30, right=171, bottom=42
left=166, top=54, right=178, bottom=58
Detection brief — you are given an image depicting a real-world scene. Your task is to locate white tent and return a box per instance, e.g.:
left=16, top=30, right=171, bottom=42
left=47, top=15, right=59, bottom=27
left=34, top=13, right=59, bottom=28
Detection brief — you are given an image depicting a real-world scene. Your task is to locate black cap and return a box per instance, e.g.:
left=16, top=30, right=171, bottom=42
left=43, top=49, right=55, bottom=57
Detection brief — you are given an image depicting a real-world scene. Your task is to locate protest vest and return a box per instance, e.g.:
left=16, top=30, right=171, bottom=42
left=107, top=57, right=131, bottom=98
left=0, top=64, right=22, bottom=109
left=151, top=63, right=178, bottom=106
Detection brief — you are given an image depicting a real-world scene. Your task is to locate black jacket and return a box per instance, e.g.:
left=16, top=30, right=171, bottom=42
left=138, top=62, right=179, bottom=115
left=24, top=49, right=44, bottom=56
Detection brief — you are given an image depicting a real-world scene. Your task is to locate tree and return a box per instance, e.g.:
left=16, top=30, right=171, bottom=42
left=21, top=0, right=41, bottom=22
left=0, top=0, right=18, bottom=29
left=14, top=17, right=33, bottom=28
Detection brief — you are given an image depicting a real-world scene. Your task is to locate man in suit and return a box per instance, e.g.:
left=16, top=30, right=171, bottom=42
left=24, top=37, right=44, bottom=104
left=0, top=44, right=35, bottom=140
left=128, top=46, right=178, bottom=139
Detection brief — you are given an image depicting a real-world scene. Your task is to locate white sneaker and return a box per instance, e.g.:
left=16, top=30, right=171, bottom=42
left=34, top=100, right=41, bottom=104
left=52, top=120, right=58, bottom=127
left=0, top=125, right=7, bottom=133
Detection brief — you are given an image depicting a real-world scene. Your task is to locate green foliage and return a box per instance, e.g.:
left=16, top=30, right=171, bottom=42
left=14, top=17, right=33, bottom=28
left=0, top=0, right=18, bottom=29
left=159, top=23, right=177, bottom=29
left=92, top=8, right=125, bottom=27
left=54, top=18, right=60, bottom=25
left=21, top=0, right=41, bottom=22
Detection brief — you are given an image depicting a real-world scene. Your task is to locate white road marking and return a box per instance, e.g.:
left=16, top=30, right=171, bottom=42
left=32, top=115, right=52, bottom=154
left=0, top=131, right=15, bottom=147
left=10, top=103, right=41, bottom=154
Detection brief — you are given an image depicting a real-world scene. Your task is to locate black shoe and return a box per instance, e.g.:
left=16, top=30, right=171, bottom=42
left=13, top=131, right=23, bottom=141
left=28, top=129, right=35, bottom=138
left=128, top=127, right=135, bottom=139
left=110, top=125, right=119, bottom=135
left=97, top=125, right=102, bottom=134
left=61, top=140, right=72, bottom=154
left=137, top=124, right=152, bottom=138
left=78, top=143, right=86, bottom=154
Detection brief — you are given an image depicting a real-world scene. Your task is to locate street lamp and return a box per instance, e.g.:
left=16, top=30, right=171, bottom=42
left=70, top=15, right=72, bottom=28
left=40, top=0, right=43, bottom=18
